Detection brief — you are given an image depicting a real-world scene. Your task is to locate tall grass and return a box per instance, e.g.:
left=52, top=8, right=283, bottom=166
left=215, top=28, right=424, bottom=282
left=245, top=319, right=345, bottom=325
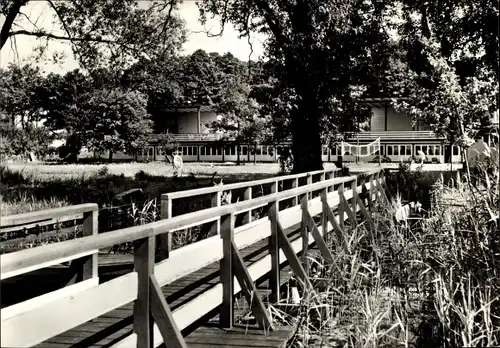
left=271, top=145, right=499, bottom=348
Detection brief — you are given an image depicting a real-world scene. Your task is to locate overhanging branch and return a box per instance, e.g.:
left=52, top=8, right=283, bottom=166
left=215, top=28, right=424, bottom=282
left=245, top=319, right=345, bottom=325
left=0, top=0, right=28, bottom=50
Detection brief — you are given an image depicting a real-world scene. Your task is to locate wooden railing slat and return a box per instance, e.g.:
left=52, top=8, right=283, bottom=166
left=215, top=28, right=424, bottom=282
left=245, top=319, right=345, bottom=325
left=162, top=169, right=340, bottom=200
left=0, top=203, right=98, bottom=227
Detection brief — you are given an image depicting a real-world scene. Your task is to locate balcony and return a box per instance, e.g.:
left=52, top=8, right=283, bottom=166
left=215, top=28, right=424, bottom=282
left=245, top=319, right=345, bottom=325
left=148, top=130, right=443, bottom=144
left=348, top=131, right=442, bottom=140
left=149, top=133, right=227, bottom=142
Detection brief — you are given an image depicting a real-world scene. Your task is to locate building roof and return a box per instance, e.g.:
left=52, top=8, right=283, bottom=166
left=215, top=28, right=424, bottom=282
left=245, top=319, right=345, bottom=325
left=361, top=97, right=410, bottom=107
left=162, top=103, right=214, bottom=113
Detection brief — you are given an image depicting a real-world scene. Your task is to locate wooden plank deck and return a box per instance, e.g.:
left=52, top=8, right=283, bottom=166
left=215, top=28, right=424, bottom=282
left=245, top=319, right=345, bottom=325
left=185, top=325, right=295, bottom=348
left=35, top=222, right=307, bottom=348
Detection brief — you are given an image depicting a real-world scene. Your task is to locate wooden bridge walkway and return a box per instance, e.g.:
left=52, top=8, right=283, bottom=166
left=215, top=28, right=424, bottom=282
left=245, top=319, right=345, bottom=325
left=0, top=168, right=390, bottom=348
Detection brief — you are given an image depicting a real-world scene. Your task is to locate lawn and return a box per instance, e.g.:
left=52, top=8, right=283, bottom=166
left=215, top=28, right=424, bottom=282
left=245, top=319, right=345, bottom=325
left=5, top=161, right=291, bottom=180
left=1, top=160, right=458, bottom=217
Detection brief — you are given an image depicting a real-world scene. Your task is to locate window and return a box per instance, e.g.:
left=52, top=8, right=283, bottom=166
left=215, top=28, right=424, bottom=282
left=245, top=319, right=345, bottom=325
left=404, top=145, right=412, bottom=156
left=262, top=146, right=268, bottom=156
left=193, top=146, right=198, bottom=156
left=434, top=145, right=441, bottom=156
left=242, top=146, right=248, bottom=156
left=322, top=147, right=328, bottom=156
left=428, top=146, right=434, bottom=156
left=360, top=146, right=367, bottom=156
left=200, top=146, right=205, bottom=156
left=256, top=146, right=262, bottom=155
left=452, top=146, right=459, bottom=156
left=387, top=146, right=393, bottom=155
left=231, top=146, right=236, bottom=156
left=187, top=147, right=193, bottom=156
left=216, top=146, right=222, bottom=156
left=393, top=146, right=399, bottom=156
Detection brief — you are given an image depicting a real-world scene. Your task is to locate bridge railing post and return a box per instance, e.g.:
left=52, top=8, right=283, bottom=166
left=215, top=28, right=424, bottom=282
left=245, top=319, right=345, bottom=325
left=243, top=186, right=252, bottom=225
left=134, top=233, right=155, bottom=348
left=291, top=177, right=299, bottom=207
left=351, top=177, right=358, bottom=218
left=268, top=181, right=280, bottom=303
left=210, top=191, right=222, bottom=235
left=367, top=173, right=375, bottom=212
left=306, top=173, right=312, bottom=200
left=321, top=182, right=329, bottom=245
left=338, top=182, right=345, bottom=230
left=320, top=171, right=326, bottom=182
left=81, top=208, right=98, bottom=281
left=326, top=171, right=335, bottom=193
left=300, top=194, right=309, bottom=271
left=159, top=196, right=173, bottom=261
left=220, top=213, right=235, bottom=329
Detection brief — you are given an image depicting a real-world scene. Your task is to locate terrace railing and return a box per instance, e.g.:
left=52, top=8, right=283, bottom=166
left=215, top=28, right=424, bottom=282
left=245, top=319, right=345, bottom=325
left=351, top=130, right=441, bottom=140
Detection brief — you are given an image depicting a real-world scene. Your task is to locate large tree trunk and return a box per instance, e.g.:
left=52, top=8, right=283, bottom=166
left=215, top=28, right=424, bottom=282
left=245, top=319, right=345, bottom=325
left=290, top=104, right=323, bottom=174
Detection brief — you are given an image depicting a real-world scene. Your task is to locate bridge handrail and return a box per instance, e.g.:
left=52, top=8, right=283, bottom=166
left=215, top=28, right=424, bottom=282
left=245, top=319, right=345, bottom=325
left=0, top=203, right=98, bottom=228
left=0, top=174, right=361, bottom=276
left=162, top=168, right=340, bottom=200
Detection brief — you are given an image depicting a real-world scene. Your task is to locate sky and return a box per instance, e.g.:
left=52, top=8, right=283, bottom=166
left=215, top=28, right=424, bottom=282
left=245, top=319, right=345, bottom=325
left=0, top=0, right=267, bottom=75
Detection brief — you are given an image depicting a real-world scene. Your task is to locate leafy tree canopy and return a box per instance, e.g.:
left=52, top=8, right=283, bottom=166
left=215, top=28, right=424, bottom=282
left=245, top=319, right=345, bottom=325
left=387, top=0, right=499, bottom=147
left=197, top=0, right=396, bottom=172
left=0, top=63, right=44, bottom=128
left=80, top=88, right=153, bottom=161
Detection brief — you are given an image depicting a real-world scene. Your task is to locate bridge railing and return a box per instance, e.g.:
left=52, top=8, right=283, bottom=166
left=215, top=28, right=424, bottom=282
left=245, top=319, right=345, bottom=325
left=159, top=169, right=340, bottom=257
left=0, top=203, right=98, bottom=280
left=1, top=169, right=388, bottom=348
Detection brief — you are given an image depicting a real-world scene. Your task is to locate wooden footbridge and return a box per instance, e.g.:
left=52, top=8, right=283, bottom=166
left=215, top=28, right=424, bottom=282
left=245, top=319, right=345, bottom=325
left=1, top=168, right=390, bottom=348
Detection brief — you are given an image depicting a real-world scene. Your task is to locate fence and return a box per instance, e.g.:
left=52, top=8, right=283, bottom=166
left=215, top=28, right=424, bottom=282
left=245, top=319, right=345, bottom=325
left=1, top=168, right=388, bottom=347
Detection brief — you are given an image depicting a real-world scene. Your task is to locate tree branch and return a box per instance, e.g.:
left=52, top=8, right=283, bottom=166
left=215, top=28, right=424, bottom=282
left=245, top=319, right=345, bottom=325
left=252, top=0, right=288, bottom=46
left=0, top=0, right=28, bottom=50
left=9, top=29, right=119, bottom=44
